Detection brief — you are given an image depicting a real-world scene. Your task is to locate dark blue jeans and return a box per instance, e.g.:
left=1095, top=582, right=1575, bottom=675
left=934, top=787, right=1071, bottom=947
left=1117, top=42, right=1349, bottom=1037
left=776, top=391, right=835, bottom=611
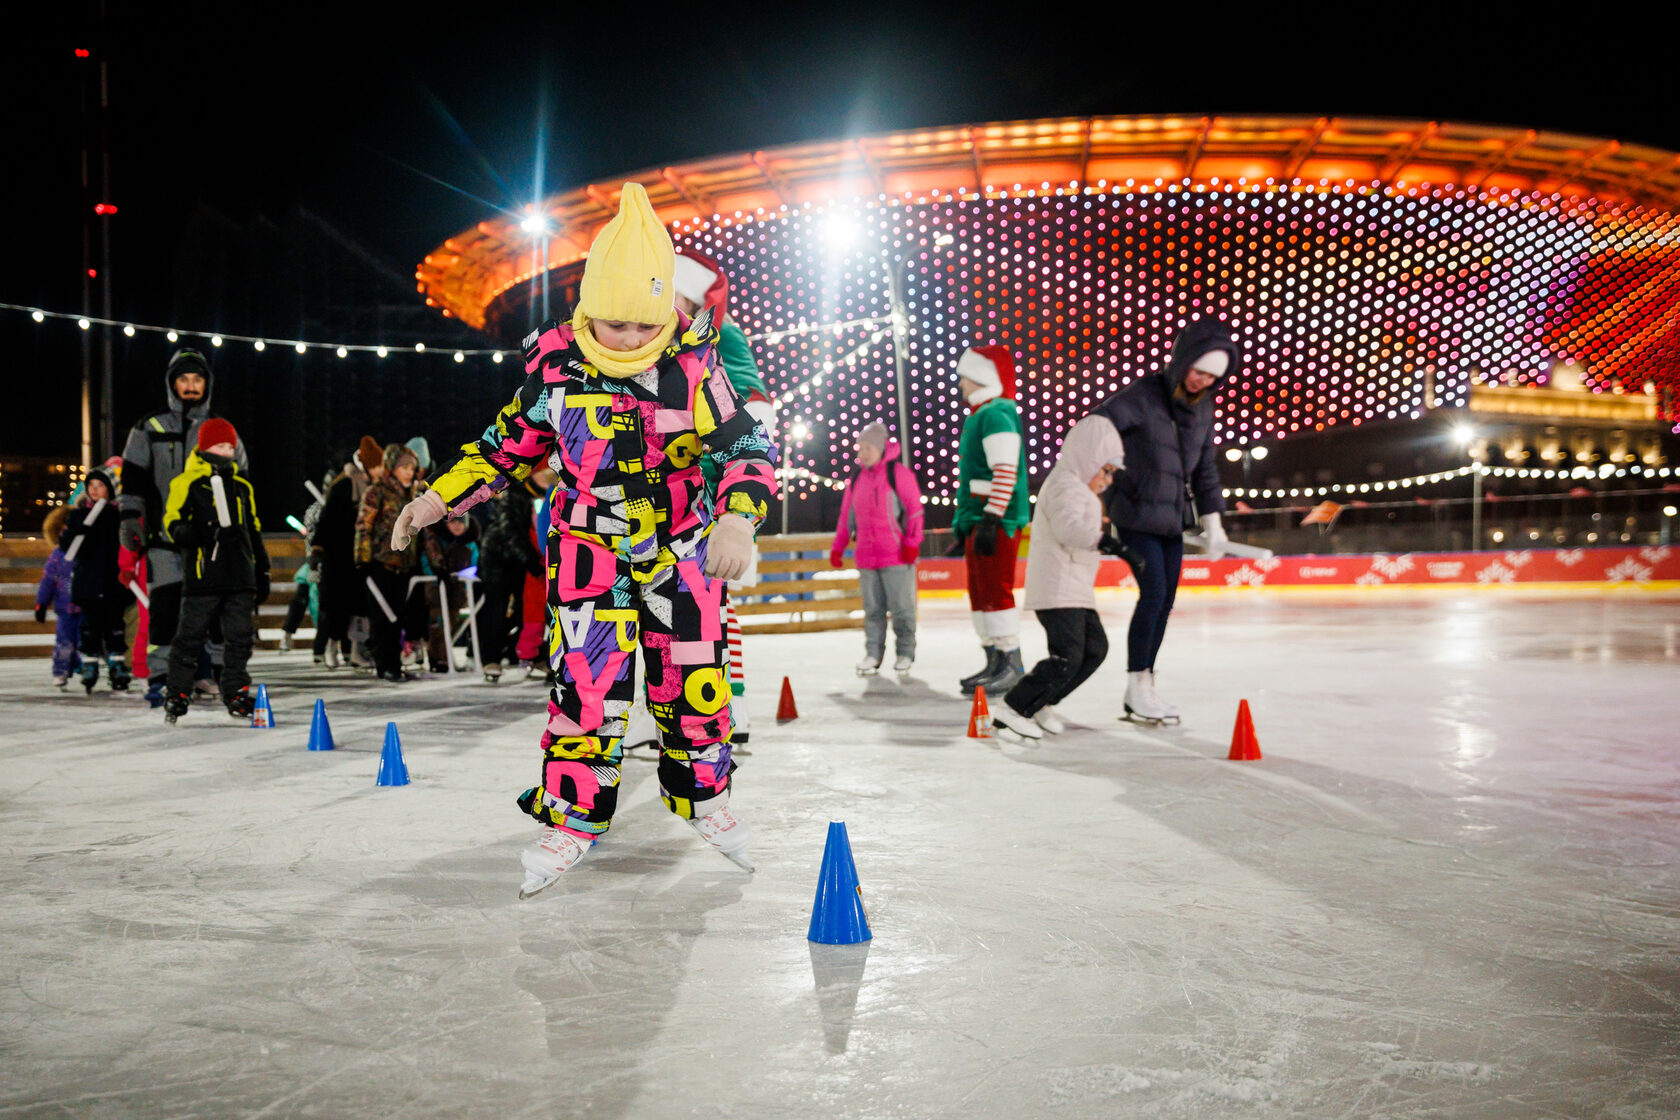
left=1115, top=528, right=1183, bottom=672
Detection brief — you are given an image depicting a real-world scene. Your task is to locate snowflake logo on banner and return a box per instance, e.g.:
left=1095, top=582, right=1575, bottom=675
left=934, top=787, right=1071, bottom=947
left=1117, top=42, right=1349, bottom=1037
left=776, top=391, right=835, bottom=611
left=1254, top=555, right=1283, bottom=573
left=1371, top=554, right=1414, bottom=580
left=1476, top=561, right=1517, bottom=584
left=1226, top=565, right=1266, bottom=588
left=1606, top=558, right=1652, bottom=585
left=1355, top=571, right=1387, bottom=587
left=1555, top=549, right=1585, bottom=567
left=1639, top=546, right=1672, bottom=565
left=1503, top=551, right=1532, bottom=568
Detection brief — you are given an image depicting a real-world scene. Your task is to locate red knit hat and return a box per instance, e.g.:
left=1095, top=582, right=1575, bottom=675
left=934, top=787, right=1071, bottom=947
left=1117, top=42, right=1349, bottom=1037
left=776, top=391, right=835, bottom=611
left=197, top=417, right=238, bottom=451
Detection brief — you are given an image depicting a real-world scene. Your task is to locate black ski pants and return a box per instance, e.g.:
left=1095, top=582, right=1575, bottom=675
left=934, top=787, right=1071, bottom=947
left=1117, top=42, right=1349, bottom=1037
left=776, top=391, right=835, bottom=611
left=1005, top=607, right=1108, bottom=716
left=168, top=591, right=255, bottom=700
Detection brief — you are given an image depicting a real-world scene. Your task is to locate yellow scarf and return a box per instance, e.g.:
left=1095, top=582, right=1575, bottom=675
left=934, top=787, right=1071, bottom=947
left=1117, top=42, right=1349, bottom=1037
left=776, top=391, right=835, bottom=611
left=571, top=311, right=677, bottom=378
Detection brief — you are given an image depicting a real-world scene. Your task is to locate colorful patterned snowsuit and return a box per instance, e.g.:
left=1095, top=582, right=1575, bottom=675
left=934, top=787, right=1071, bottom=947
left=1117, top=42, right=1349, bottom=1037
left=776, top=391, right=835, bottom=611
left=427, top=311, right=778, bottom=839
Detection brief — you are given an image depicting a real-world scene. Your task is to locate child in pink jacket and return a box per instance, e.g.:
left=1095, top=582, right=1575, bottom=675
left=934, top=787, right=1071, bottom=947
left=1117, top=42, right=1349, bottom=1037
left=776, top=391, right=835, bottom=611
left=830, top=421, right=924, bottom=675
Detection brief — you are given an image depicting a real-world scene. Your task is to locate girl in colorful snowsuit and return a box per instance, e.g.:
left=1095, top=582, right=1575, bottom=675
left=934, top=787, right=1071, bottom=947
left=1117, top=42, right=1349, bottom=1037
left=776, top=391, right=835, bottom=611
left=390, top=183, right=778, bottom=898
left=830, top=421, right=924, bottom=674
left=34, top=506, right=81, bottom=687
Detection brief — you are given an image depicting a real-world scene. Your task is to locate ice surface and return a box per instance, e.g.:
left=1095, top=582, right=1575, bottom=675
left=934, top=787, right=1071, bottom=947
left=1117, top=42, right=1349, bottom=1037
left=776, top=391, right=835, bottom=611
left=2, top=590, right=1678, bottom=1118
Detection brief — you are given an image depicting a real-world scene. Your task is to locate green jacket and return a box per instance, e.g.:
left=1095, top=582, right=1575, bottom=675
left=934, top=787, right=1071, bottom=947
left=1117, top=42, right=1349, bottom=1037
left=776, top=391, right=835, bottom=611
left=952, top=397, right=1030, bottom=536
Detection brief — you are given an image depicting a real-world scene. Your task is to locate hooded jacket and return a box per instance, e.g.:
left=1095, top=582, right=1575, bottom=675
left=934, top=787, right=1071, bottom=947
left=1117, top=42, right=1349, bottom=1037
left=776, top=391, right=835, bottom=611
left=422, top=516, right=481, bottom=578
left=118, top=350, right=249, bottom=551
left=832, top=437, right=924, bottom=570
left=355, top=444, right=420, bottom=573
left=1093, top=317, right=1238, bottom=537
left=424, top=311, right=778, bottom=567
left=161, top=449, right=270, bottom=595
left=1022, top=416, right=1124, bottom=612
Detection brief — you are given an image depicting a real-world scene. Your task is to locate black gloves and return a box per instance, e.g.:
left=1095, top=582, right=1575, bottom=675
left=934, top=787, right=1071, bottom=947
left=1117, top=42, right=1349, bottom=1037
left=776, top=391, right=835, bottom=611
left=119, top=516, right=144, bottom=554
left=1097, top=531, right=1147, bottom=573
left=34, top=604, right=47, bottom=624
left=971, top=512, right=1002, bottom=557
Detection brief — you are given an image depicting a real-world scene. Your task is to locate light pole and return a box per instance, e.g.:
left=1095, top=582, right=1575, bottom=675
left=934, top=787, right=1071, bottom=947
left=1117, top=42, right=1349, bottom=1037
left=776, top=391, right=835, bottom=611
left=1455, top=423, right=1483, bottom=551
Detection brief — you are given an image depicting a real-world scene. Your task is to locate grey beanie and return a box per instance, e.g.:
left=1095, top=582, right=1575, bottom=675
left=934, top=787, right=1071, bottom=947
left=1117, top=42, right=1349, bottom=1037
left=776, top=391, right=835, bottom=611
left=858, top=422, right=888, bottom=452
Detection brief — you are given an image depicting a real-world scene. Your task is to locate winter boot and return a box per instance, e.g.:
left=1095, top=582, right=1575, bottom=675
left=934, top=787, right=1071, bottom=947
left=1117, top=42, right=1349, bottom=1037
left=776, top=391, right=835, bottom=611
left=80, top=661, right=100, bottom=695
left=1123, top=671, right=1177, bottom=725
left=519, top=827, right=593, bottom=899
left=690, top=805, right=755, bottom=871
left=978, top=648, right=1026, bottom=697
left=856, top=653, right=882, bottom=677
left=144, top=680, right=165, bottom=708
left=960, top=647, right=1002, bottom=696
left=107, top=656, right=132, bottom=692
left=224, top=687, right=255, bottom=719
left=1033, top=706, right=1067, bottom=735
left=163, top=691, right=191, bottom=725
left=992, top=702, right=1044, bottom=742
left=1149, top=670, right=1181, bottom=722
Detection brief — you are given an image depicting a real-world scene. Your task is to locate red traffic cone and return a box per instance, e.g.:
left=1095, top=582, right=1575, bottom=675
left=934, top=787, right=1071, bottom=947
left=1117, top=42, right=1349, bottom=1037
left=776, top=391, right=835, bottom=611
left=1228, top=699, right=1261, bottom=760
left=967, top=685, right=993, bottom=738
left=777, top=676, right=799, bottom=723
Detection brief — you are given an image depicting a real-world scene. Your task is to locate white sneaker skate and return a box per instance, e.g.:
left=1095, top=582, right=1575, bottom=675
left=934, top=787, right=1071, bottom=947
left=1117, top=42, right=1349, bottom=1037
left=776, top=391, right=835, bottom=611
left=1034, top=706, right=1067, bottom=734
left=855, top=655, right=881, bottom=677
left=690, top=805, right=755, bottom=871
left=992, top=703, right=1044, bottom=742
left=1123, top=671, right=1179, bottom=725
left=1149, top=670, right=1181, bottom=721
left=518, top=827, right=592, bottom=900
left=892, top=654, right=914, bottom=674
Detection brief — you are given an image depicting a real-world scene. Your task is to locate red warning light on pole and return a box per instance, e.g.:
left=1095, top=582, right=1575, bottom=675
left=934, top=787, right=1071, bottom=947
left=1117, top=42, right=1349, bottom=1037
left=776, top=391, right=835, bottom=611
left=94, top=203, right=118, bottom=216
left=74, top=48, right=90, bottom=58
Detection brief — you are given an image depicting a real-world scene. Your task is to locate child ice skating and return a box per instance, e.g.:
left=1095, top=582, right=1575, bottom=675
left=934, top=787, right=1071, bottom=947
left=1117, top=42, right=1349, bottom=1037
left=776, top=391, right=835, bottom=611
left=59, top=466, right=134, bottom=694
left=831, top=421, right=924, bottom=675
left=991, top=416, right=1132, bottom=741
left=35, top=506, right=82, bottom=688
left=159, top=419, right=271, bottom=722
left=390, top=183, right=778, bottom=898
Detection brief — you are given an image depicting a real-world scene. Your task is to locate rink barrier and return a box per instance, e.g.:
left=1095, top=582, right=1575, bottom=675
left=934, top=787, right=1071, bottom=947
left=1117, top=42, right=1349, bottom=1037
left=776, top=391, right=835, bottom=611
left=912, top=544, right=1680, bottom=596
left=731, top=532, right=863, bottom=635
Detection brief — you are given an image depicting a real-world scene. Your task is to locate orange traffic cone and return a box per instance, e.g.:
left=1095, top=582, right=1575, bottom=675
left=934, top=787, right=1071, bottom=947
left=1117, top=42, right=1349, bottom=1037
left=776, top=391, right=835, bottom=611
left=777, top=676, right=799, bottom=723
left=967, top=686, right=993, bottom=738
left=1228, top=699, right=1261, bottom=760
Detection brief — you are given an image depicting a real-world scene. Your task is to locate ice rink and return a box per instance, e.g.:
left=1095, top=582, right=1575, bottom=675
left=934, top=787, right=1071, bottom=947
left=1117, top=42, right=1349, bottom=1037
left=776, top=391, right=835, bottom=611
left=3, top=590, right=1679, bottom=1118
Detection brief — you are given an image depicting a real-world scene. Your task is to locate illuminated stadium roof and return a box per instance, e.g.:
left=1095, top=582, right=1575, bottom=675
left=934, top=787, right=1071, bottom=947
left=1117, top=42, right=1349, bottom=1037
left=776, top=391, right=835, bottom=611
left=418, top=115, right=1680, bottom=329
left=418, top=115, right=1680, bottom=504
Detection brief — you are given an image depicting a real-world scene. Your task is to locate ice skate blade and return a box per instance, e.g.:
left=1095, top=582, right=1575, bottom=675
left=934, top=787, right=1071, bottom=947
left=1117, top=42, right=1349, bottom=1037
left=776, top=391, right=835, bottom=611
left=996, top=726, right=1041, bottom=746
left=715, top=848, right=756, bottom=872
left=518, top=875, right=559, bottom=901
left=1121, top=707, right=1180, bottom=727
left=856, top=667, right=879, bottom=677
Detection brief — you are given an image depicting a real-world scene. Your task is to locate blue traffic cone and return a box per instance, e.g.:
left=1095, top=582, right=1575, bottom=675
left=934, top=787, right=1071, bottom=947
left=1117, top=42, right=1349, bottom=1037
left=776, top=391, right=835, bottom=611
left=808, top=821, right=871, bottom=944
left=376, top=722, right=409, bottom=786
left=307, top=699, right=334, bottom=751
left=250, top=684, right=275, bottom=729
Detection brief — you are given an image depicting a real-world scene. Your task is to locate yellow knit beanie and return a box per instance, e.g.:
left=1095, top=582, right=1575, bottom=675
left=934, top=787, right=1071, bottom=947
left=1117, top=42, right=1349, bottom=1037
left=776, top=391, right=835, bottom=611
left=576, top=183, right=676, bottom=327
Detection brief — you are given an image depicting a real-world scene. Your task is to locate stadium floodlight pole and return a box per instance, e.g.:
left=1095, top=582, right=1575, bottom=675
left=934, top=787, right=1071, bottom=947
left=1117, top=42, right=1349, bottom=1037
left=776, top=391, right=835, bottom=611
left=882, top=250, right=913, bottom=476
left=1471, top=460, right=1484, bottom=552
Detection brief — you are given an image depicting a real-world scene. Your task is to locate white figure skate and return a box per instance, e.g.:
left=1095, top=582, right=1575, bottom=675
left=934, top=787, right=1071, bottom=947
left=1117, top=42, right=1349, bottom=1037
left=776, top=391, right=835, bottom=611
left=892, top=654, right=914, bottom=676
left=519, top=827, right=592, bottom=900
left=1122, top=670, right=1180, bottom=726
left=1033, top=706, right=1067, bottom=734
left=690, top=805, right=755, bottom=871
left=1149, top=669, right=1181, bottom=722
left=856, top=654, right=881, bottom=677
left=992, top=703, right=1044, bottom=742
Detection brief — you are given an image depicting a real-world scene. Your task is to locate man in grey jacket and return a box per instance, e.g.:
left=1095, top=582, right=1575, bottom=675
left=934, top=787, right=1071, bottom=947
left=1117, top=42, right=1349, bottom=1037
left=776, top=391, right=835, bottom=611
left=118, top=348, right=249, bottom=705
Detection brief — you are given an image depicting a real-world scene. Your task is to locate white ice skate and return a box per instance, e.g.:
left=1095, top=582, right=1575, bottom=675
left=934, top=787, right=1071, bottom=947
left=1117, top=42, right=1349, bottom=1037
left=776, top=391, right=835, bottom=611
left=518, top=827, right=593, bottom=900
left=690, top=805, right=755, bottom=871
left=1034, top=706, right=1067, bottom=734
left=855, top=654, right=881, bottom=677
left=992, top=703, right=1044, bottom=742
left=1149, top=670, right=1181, bottom=722
left=892, top=654, right=914, bottom=675
left=1122, top=671, right=1179, bottom=726
left=324, top=645, right=340, bottom=669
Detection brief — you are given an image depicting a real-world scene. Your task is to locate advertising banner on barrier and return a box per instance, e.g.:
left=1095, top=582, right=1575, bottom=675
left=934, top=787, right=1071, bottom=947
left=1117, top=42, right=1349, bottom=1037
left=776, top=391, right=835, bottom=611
left=917, top=545, right=1680, bottom=592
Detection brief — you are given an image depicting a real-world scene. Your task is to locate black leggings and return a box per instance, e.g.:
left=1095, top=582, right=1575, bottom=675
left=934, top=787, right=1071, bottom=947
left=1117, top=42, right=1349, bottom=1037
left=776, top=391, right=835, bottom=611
left=1115, top=528, right=1184, bottom=672
left=1005, top=608, right=1108, bottom=716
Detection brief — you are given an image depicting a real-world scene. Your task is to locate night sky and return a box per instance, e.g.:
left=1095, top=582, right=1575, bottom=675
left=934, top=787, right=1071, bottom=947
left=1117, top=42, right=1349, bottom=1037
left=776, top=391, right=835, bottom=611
left=8, top=4, right=1677, bottom=472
